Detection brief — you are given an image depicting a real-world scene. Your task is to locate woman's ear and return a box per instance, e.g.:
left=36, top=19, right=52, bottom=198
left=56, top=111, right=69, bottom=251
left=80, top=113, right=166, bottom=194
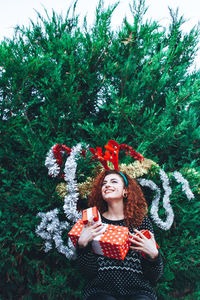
left=123, top=189, right=128, bottom=199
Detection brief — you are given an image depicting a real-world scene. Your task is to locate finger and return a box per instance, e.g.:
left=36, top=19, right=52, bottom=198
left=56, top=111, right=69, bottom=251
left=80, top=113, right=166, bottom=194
left=128, top=237, right=135, bottom=244
left=130, top=245, right=143, bottom=251
left=84, top=222, right=101, bottom=229
left=149, top=231, right=155, bottom=239
left=93, top=225, right=103, bottom=233
left=133, top=229, right=144, bottom=237
left=128, top=237, right=141, bottom=243
left=91, top=222, right=103, bottom=229
left=134, top=229, right=148, bottom=240
left=128, top=237, right=143, bottom=247
left=129, top=231, right=136, bottom=237
left=131, top=235, right=143, bottom=242
left=92, top=230, right=104, bottom=238
left=128, top=234, right=143, bottom=244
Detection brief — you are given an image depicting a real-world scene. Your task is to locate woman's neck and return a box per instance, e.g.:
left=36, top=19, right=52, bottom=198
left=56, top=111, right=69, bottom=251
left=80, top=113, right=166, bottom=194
left=103, top=201, right=124, bottom=220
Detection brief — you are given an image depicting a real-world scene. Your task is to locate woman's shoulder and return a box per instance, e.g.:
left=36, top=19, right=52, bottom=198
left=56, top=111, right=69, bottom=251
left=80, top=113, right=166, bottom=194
left=138, top=215, right=154, bottom=232
left=142, top=215, right=151, bottom=223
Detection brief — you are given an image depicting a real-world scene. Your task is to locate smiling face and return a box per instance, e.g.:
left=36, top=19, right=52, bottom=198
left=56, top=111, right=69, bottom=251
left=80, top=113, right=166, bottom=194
left=101, top=173, right=127, bottom=202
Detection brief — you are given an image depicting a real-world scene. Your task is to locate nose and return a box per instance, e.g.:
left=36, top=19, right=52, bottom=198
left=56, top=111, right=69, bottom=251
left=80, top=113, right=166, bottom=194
left=105, top=183, right=110, bottom=188
left=104, top=182, right=111, bottom=188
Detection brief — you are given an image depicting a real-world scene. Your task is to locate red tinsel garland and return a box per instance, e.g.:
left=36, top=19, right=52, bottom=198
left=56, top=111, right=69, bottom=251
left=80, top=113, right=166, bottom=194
left=53, top=144, right=71, bottom=168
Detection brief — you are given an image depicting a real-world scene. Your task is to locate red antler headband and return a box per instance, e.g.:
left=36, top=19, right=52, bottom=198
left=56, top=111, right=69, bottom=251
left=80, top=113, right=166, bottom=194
left=89, top=139, right=144, bottom=171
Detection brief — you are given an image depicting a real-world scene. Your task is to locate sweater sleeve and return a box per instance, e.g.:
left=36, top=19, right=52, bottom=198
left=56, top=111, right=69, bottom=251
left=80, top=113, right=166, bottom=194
left=141, top=251, right=163, bottom=283
left=138, top=217, right=164, bottom=283
left=76, top=242, right=98, bottom=279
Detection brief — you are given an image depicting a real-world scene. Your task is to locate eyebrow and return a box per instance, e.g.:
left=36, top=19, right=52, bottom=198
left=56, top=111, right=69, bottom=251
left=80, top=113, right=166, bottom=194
left=102, top=178, right=119, bottom=184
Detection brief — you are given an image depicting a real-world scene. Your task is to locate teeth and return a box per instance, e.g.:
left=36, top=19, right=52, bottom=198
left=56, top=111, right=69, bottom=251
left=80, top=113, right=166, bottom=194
left=105, top=189, right=113, bottom=193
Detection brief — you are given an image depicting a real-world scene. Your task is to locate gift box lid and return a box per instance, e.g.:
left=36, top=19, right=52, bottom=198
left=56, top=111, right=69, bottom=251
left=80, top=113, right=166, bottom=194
left=82, top=206, right=100, bottom=224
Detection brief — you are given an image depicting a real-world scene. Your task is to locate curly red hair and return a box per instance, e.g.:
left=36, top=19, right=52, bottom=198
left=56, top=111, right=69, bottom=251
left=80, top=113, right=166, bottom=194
left=88, top=170, right=148, bottom=227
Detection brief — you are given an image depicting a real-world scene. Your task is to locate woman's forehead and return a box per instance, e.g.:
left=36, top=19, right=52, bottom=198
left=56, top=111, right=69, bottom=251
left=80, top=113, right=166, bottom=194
left=103, top=173, right=123, bottom=181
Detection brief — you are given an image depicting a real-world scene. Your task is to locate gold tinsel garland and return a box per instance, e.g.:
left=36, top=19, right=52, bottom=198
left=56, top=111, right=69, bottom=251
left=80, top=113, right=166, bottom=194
left=55, top=158, right=159, bottom=199
left=55, top=183, right=68, bottom=198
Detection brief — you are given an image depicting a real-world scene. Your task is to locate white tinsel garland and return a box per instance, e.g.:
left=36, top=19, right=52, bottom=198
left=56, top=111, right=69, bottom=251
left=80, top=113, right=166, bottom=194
left=159, top=169, right=174, bottom=230
left=138, top=168, right=194, bottom=230
left=172, top=171, right=195, bottom=200
left=63, top=143, right=82, bottom=222
left=138, top=169, right=174, bottom=230
left=36, top=208, right=76, bottom=259
left=36, top=143, right=83, bottom=259
left=45, top=146, right=60, bottom=177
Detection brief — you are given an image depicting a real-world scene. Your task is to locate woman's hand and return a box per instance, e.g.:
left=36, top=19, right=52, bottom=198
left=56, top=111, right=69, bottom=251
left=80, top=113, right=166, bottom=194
left=78, top=222, right=103, bottom=248
left=129, top=229, right=159, bottom=259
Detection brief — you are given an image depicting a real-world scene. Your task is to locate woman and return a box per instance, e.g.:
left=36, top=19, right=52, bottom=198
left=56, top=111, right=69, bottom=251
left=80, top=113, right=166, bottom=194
left=77, top=170, right=163, bottom=300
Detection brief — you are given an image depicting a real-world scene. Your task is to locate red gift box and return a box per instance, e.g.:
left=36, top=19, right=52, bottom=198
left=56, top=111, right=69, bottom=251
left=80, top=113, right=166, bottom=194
left=82, top=207, right=101, bottom=225
left=92, top=223, right=130, bottom=260
left=68, top=219, right=84, bottom=249
left=68, top=220, right=130, bottom=260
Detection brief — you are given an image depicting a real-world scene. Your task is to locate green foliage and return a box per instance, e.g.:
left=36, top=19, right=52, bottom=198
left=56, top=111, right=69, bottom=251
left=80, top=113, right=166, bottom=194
left=0, top=0, right=199, bottom=299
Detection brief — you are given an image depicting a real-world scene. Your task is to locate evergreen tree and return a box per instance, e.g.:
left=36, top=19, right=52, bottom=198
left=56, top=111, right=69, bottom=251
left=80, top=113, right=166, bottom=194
left=0, top=1, right=199, bottom=299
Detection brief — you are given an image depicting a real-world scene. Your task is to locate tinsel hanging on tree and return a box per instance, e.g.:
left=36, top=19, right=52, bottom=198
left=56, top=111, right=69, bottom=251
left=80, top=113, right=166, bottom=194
left=36, top=144, right=83, bottom=259
left=36, top=209, right=76, bottom=259
left=63, top=143, right=82, bottom=222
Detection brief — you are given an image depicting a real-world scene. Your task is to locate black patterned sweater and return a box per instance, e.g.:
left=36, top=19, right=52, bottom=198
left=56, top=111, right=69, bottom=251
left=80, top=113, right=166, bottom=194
left=76, top=215, right=163, bottom=300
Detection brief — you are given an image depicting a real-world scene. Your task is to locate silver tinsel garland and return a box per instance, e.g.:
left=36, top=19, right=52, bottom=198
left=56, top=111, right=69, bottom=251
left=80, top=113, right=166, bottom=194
left=36, top=144, right=83, bottom=259
left=45, top=146, right=60, bottom=177
left=138, top=169, right=194, bottom=230
left=63, top=144, right=82, bottom=222
left=173, top=171, right=195, bottom=200
left=138, top=169, right=174, bottom=231
left=36, top=209, right=76, bottom=259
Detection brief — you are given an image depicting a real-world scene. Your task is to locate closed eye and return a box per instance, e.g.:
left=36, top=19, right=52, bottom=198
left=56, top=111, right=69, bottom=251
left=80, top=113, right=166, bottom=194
left=102, top=179, right=118, bottom=186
